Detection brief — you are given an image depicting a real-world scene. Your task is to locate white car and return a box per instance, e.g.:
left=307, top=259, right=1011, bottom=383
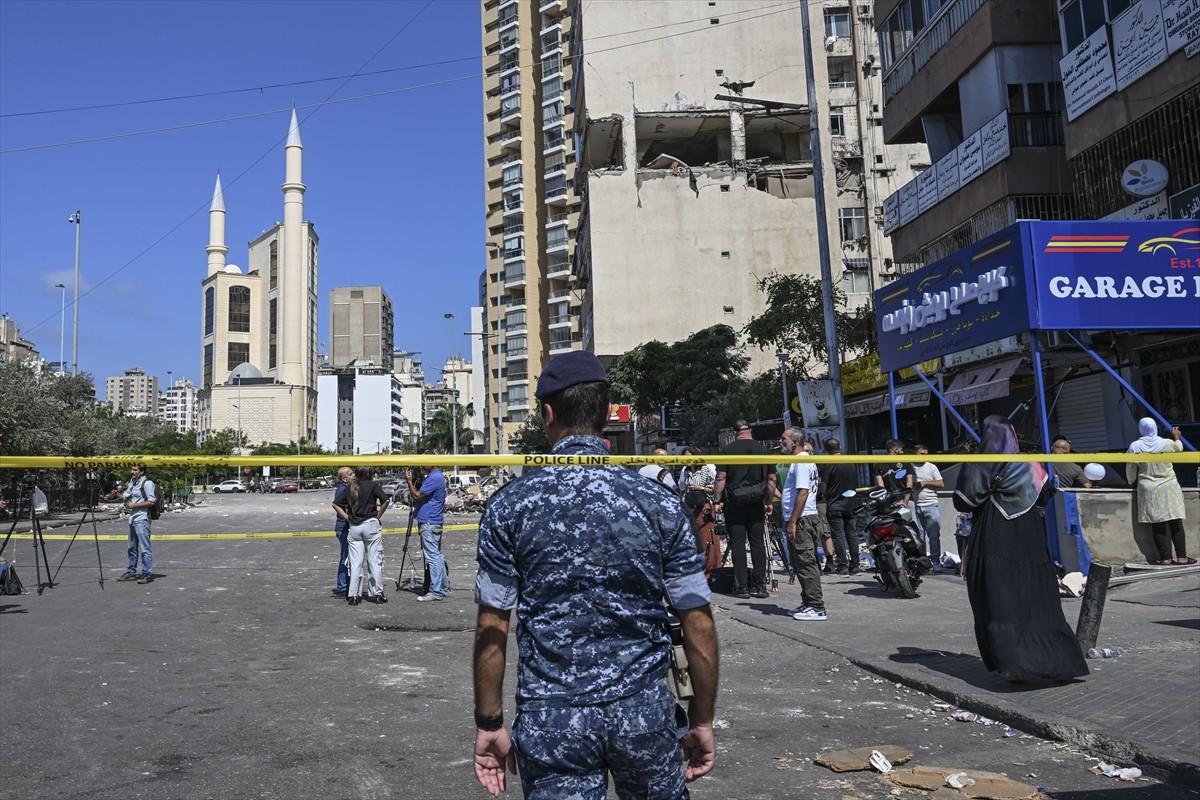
left=212, top=480, right=246, bottom=493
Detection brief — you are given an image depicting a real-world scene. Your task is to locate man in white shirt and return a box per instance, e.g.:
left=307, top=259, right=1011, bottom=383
left=912, top=444, right=945, bottom=574
left=638, top=447, right=677, bottom=490
left=779, top=428, right=825, bottom=620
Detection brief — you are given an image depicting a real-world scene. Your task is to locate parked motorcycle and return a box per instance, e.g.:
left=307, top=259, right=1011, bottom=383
left=843, top=469, right=930, bottom=598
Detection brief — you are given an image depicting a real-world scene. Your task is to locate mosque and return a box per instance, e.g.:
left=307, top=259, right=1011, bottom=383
left=196, top=110, right=319, bottom=448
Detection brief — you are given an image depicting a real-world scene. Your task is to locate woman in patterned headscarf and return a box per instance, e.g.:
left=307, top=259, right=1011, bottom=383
left=954, top=415, right=1088, bottom=683
left=1127, top=418, right=1190, bottom=565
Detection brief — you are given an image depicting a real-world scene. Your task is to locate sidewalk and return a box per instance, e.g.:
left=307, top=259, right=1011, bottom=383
left=718, top=562, right=1200, bottom=788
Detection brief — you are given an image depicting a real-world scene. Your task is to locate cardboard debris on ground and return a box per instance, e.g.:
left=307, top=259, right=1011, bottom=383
left=884, top=765, right=1041, bottom=799
left=815, top=745, right=914, bottom=772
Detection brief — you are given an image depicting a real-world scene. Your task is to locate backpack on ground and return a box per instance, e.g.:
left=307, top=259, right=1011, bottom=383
left=140, top=480, right=164, bottom=520
left=0, top=560, right=25, bottom=595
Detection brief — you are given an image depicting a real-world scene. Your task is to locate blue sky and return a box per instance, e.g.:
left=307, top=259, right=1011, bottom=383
left=0, top=0, right=483, bottom=397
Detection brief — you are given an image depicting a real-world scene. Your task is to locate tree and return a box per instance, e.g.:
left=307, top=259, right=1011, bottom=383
left=743, top=273, right=877, bottom=380
left=508, top=414, right=550, bottom=454
left=609, top=324, right=749, bottom=416
left=419, top=402, right=480, bottom=453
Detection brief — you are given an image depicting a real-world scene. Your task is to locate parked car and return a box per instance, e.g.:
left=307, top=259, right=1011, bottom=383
left=275, top=480, right=300, bottom=493
left=213, top=480, right=246, bottom=493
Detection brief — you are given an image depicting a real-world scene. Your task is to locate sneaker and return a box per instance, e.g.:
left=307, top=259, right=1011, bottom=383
left=821, top=565, right=834, bottom=575
left=792, top=607, right=827, bottom=621
left=416, top=594, right=445, bottom=602
left=836, top=565, right=849, bottom=576
left=117, top=572, right=138, bottom=582
left=369, top=594, right=388, bottom=604
left=137, top=574, right=153, bottom=584
left=848, top=565, right=861, bottom=575
left=787, top=605, right=812, bottom=616
left=752, top=589, right=770, bottom=599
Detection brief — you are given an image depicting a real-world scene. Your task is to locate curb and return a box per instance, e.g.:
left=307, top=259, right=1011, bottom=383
left=722, top=601, right=1200, bottom=790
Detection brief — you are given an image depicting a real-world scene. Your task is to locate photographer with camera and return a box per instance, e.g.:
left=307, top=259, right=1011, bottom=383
left=407, top=459, right=448, bottom=602
left=119, top=464, right=156, bottom=584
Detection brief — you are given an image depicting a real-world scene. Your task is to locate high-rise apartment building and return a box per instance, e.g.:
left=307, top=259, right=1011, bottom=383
left=872, top=0, right=1199, bottom=452
left=481, top=0, right=925, bottom=451
left=161, top=377, right=198, bottom=434
left=393, top=349, right=426, bottom=446
left=329, top=286, right=395, bottom=370
left=106, top=368, right=159, bottom=417
left=196, top=110, right=319, bottom=448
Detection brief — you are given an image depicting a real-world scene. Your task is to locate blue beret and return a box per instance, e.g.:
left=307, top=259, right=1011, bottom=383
left=536, top=351, right=608, bottom=398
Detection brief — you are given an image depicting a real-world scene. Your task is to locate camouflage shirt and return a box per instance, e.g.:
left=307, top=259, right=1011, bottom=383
left=475, top=434, right=711, bottom=707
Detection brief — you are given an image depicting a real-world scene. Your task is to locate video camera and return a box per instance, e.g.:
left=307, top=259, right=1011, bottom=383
left=17, top=473, right=38, bottom=492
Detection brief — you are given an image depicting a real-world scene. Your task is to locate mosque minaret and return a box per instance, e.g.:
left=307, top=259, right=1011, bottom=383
left=195, top=110, right=319, bottom=449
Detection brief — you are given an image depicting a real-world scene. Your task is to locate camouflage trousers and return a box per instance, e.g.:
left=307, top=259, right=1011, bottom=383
left=512, top=682, right=690, bottom=800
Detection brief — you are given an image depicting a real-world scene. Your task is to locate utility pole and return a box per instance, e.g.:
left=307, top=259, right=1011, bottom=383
left=68, top=211, right=81, bottom=374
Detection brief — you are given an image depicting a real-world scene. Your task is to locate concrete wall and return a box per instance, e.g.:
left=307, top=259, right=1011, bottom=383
left=934, top=488, right=1200, bottom=565
left=587, top=166, right=819, bottom=375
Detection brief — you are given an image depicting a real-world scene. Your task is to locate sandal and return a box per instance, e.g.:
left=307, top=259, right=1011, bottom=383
left=1172, top=557, right=1197, bottom=565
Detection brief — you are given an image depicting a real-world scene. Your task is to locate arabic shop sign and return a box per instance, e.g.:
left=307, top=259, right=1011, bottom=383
left=875, top=221, right=1200, bottom=372
left=874, top=225, right=1033, bottom=373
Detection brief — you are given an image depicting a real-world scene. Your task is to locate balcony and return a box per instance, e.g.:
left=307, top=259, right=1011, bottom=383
left=500, top=96, right=521, bottom=122
left=499, top=29, right=518, bottom=52
left=882, top=0, right=987, bottom=104
left=503, top=213, right=523, bottom=234
left=1008, top=112, right=1064, bottom=148
left=540, top=28, right=561, bottom=52
left=500, top=129, right=522, bottom=153
left=539, top=0, right=561, bottom=14
left=504, top=266, right=526, bottom=286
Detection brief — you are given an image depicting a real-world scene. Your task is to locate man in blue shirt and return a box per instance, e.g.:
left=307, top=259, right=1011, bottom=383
left=118, top=464, right=156, bottom=585
left=472, top=351, right=719, bottom=799
left=331, top=467, right=354, bottom=596
left=407, top=460, right=448, bottom=601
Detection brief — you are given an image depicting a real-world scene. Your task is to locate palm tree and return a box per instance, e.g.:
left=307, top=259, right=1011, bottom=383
left=419, top=402, right=480, bottom=453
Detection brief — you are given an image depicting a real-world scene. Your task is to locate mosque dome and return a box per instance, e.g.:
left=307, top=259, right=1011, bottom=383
left=227, top=363, right=262, bottom=383
left=223, top=264, right=242, bottom=274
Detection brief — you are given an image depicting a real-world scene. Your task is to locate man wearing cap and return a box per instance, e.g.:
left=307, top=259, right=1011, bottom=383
left=472, top=350, right=719, bottom=799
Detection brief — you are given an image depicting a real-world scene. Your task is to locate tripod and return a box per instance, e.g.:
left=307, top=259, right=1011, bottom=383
left=50, top=484, right=105, bottom=588
left=0, top=485, right=56, bottom=595
left=394, top=506, right=421, bottom=592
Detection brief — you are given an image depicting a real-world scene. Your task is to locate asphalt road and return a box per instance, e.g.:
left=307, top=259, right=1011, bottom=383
left=0, top=494, right=1192, bottom=799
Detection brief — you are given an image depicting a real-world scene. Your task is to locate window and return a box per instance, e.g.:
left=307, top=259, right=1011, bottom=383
left=501, top=94, right=520, bottom=116
left=828, top=57, right=854, bottom=88
left=504, top=235, right=524, bottom=257
left=1060, top=0, right=1133, bottom=52
left=839, top=207, right=867, bottom=244
left=506, top=384, right=529, bottom=406
left=504, top=188, right=523, bottom=209
left=506, top=335, right=528, bottom=357
left=824, top=10, right=850, bottom=39
left=547, top=227, right=569, bottom=250
left=500, top=72, right=520, bottom=93
left=542, top=76, right=562, bottom=100
left=269, top=241, right=278, bottom=290
left=505, top=309, right=526, bottom=330
left=541, top=53, right=561, bottom=77
left=204, top=287, right=215, bottom=335
left=228, top=286, right=250, bottom=332
left=227, top=342, right=250, bottom=371
left=502, top=163, right=523, bottom=186
left=830, top=107, right=846, bottom=137
left=545, top=174, right=568, bottom=197
left=269, top=298, right=278, bottom=370
left=843, top=268, right=871, bottom=294
left=203, top=344, right=214, bottom=388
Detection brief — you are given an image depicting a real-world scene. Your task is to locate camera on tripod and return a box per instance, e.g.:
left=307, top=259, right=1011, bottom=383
left=17, top=473, right=38, bottom=493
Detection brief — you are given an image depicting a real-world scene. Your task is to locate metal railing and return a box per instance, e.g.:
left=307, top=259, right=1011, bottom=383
left=1008, top=111, right=1065, bottom=148
left=883, top=0, right=986, bottom=103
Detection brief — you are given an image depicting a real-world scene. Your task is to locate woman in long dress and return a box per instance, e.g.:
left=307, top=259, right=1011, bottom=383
left=1127, top=418, right=1191, bottom=565
left=954, top=416, right=1088, bottom=683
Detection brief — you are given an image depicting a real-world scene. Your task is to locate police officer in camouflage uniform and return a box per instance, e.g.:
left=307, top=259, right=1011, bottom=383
left=472, top=351, right=719, bottom=799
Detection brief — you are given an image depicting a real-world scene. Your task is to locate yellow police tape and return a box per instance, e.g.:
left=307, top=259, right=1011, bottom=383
left=1, top=452, right=1195, bottom=469
left=4, top=523, right=481, bottom=542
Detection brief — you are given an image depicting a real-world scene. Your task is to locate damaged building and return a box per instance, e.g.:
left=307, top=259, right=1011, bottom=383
left=479, top=0, right=927, bottom=447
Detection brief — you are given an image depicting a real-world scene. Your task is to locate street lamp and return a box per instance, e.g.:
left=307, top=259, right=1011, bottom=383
left=444, top=312, right=458, bottom=474
left=777, top=352, right=793, bottom=429
left=54, top=283, right=66, bottom=372
left=68, top=211, right=81, bottom=374
left=714, top=13, right=848, bottom=445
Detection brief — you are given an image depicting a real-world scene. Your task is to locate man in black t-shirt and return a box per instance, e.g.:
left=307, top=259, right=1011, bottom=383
left=874, top=439, right=915, bottom=503
left=713, top=420, right=776, bottom=599
left=818, top=438, right=862, bottom=575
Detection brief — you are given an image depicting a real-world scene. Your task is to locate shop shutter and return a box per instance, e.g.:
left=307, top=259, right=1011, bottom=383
left=1051, top=373, right=1108, bottom=454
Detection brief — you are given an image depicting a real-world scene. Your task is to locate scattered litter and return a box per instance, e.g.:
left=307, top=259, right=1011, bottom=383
left=1059, top=572, right=1086, bottom=597
left=1086, top=648, right=1122, bottom=659
left=1004, top=729, right=1016, bottom=737
left=1094, top=763, right=1143, bottom=781
left=869, top=750, right=895, bottom=774
left=951, top=710, right=978, bottom=722
left=1115, top=768, right=1142, bottom=781
left=885, top=766, right=1040, bottom=799
left=946, top=772, right=976, bottom=789
left=980, top=717, right=997, bottom=726
left=815, top=745, right=913, bottom=773
left=933, top=702, right=952, bottom=712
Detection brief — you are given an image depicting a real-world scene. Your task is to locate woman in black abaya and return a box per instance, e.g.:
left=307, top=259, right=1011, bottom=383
left=954, top=416, right=1088, bottom=683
